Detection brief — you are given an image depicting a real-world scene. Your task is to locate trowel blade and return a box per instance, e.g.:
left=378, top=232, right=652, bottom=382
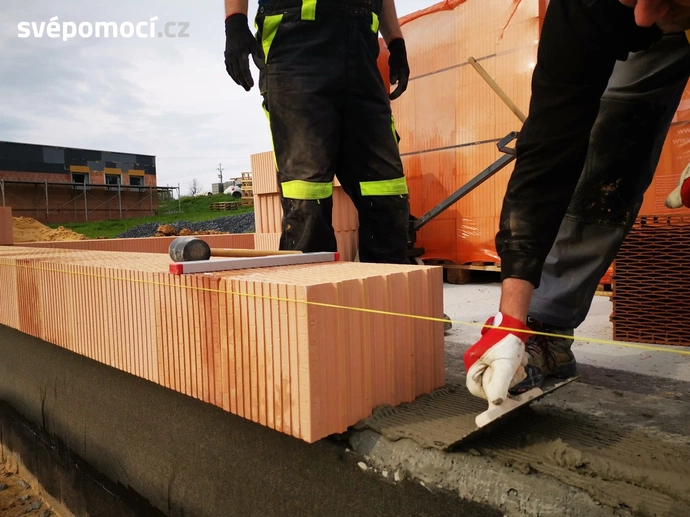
left=352, top=376, right=579, bottom=452
left=453, top=376, right=578, bottom=446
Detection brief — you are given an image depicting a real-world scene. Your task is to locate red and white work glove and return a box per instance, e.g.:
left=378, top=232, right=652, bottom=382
left=463, top=312, right=531, bottom=405
left=665, top=163, right=690, bottom=209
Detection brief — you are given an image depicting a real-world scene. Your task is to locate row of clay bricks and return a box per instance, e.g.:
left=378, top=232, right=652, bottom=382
left=20, top=233, right=255, bottom=253
left=255, top=231, right=359, bottom=262
left=0, top=246, right=445, bottom=443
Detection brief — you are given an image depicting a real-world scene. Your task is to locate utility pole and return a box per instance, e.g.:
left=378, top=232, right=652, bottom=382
left=217, top=163, right=224, bottom=187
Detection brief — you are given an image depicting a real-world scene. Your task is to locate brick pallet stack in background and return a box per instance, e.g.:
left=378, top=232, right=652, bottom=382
left=250, top=151, right=360, bottom=260
left=611, top=215, right=690, bottom=346
left=0, top=246, right=445, bottom=443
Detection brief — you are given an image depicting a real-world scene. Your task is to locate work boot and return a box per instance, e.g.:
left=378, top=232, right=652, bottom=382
left=509, top=317, right=576, bottom=394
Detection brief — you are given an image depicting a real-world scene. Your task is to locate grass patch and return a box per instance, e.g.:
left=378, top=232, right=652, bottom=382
left=48, top=194, right=254, bottom=239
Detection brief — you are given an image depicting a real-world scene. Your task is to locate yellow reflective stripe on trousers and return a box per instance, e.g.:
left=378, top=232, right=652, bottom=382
left=391, top=115, right=398, bottom=146
left=371, top=13, right=379, bottom=33
left=686, top=29, right=690, bottom=44
left=360, top=176, right=408, bottom=196
left=282, top=180, right=332, bottom=199
left=261, top=104, right=279, bottom=170
left=261, top=14, right=283, bottom=59
left=301, top=0, right=317, bottom=20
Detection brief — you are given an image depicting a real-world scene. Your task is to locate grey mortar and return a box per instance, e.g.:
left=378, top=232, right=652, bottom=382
left=349, top=430, right=633, bottom=517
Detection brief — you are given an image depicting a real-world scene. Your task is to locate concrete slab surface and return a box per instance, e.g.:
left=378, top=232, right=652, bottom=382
left=349, top=283, right=690, bottom=517
left=441, top=283, right=690, bottom=383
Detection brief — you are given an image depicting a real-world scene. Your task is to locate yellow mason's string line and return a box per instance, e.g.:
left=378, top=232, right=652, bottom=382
left=5, top=262, right=690, bottom=357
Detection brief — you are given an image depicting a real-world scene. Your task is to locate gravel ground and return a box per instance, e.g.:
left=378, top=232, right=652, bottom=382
left=115, top=212, right=255, bottom=239
left=0, top=463, right=58, bottom=517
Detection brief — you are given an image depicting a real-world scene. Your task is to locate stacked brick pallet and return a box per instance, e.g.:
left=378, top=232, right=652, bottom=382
left=611, top=215, right=689, bottom=346
left=0, top=246, right=445, bottom=442
left=250, top=151, right=360, bottom=260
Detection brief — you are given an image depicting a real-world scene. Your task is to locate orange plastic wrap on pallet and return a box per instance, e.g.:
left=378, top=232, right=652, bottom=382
left=396, top=0, right=690, bottom=266
left=399, top=0, right=467, bottom=26
left=391, top=0, right=543, bottom=265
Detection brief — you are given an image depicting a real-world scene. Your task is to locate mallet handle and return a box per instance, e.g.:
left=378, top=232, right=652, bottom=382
left=209, top=248, right=303, bottom=258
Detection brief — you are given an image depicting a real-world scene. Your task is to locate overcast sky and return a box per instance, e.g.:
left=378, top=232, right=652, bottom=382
left=0, top=0, right=430, bottom=194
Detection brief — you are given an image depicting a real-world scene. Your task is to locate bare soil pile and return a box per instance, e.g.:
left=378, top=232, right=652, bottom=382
left=12, top=217, right=88, bottom=243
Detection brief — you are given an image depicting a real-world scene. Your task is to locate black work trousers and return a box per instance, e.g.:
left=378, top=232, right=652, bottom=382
left=529, top=33, right=690, bottom=329
left=495, top=0, right=666, bottom=287
left=255, top=0, right=410, bottom=264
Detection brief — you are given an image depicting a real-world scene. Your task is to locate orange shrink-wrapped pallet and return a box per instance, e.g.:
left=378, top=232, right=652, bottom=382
left=391, top=0, right=545, bottom=264
left=0, top=246, right=445, bottom=443
left=395, top=0, right=690, bottom=265
left=0, top=207, right=13, bottom=245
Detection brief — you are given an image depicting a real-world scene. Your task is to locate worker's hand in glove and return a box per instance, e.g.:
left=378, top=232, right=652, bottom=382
left=387, top=38, right=409, bottom=101
left=463, top=312, right=531, bottom=405
left=665, top=163, right=690, bottom=209
left=224, top=14, right=264, bottom=91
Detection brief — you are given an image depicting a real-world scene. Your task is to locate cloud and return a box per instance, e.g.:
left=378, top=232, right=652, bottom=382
left=0, top=0, right=429, bottom=191
left=0, top=114, right=32, bottom=134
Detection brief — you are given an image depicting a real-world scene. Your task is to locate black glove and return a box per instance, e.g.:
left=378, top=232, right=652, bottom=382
left=224, top=13, right=264, bottom=91
left=387, top=38, right=409, bottom=101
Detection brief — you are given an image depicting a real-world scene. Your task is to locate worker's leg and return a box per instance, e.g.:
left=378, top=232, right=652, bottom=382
left=510, top=33, right=690, bottom=393
left=255, top=5, right=347, bottom=253
left=336, top=13, right=409, bottom=264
